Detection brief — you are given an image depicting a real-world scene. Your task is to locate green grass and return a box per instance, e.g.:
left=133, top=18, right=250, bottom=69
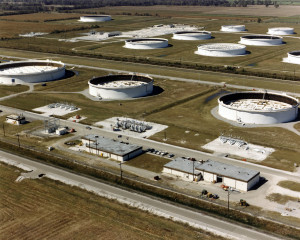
left=34, top=68, right=108, bottom=92
left=0, top=84, right=29, bottom=98
left=278, top=181, right=300, bottom=192
left=0, top=80, right=211, bottom=123
left=125, top=153, right=171, bottom=173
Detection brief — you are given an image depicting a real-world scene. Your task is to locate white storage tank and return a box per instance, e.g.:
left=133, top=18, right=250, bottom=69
left=0, top=59, right=65, bottom=85
left=218, top=92, right=299, bottom=124
left=80, top=15, right=111, bottom=22
left=89, top=74, right=154, bottom=100
left=240, top=35, right=283, bottom=46
left=124, top=38, right=169, bottom=49
left=267, top=27, right=294, bottom=35
left=221, top=25, right=246, bottom=32
left=283, top=50, right=300, bottom=65
left=195, top=43, right=246, bottom=57
left=172, top=31, right=211, bottom=40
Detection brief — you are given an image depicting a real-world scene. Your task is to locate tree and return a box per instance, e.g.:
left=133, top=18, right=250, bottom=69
left=257, top=17, right=262, bottom=23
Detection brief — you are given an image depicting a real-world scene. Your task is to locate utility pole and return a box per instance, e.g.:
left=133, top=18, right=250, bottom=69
left=95, top=135, right=99, bottom=155
left=119, top=162, right=123, bottom=180
left=192, top=158, right=196, bottom=181
left=227, top=188, right=231, bottom=214
left=16, top=134, right=20, bottom=148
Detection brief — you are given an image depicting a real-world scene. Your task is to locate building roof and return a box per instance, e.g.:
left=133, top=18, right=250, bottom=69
left=82, top=134, right=142, bottom=156
left=164, top=157, right=259, bottom=182
left=6, top=114, right=25, bottom=120
left=196, top=159, right=260, bottom=182
left=163, top=157, right=201, bottom=175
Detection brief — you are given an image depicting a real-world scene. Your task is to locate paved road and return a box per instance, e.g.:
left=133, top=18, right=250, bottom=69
left=0, top=149, right=282, bottom=240
left=1, top=104, right=299, bottom=183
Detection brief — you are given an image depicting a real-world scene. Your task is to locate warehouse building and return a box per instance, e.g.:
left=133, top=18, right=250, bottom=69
left=163, top=158, right=260, bottom=192
left=82, top=134, right=143, bottom=162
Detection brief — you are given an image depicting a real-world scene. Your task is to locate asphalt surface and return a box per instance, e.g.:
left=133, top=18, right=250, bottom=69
left=0, top=149, right=282, bottom=240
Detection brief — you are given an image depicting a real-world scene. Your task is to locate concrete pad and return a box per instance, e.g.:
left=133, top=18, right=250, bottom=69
left=33, top=105, right=80, bottom=116
left=202, top=138, right=274, bottom=161
left=94, top=117, right=168, bottom=138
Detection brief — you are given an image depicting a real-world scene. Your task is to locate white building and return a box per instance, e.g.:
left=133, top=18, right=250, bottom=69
left=56, top=127, right=68, bottom=135
left=163, top=158, right=260, bottom=192
left=82, top=134, right=143, bottom=162
left=6, top=114, right=26, bottom=125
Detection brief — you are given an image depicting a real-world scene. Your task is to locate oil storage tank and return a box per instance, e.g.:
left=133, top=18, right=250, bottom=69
left=89, top=74, right=154, bottom=100
left=0, top=59, right=65, bottom=85
left=218, top=92, right=299, bottom=124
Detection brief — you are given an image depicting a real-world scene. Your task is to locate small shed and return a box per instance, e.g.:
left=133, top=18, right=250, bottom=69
left=6, top=114, right=26, bottom=125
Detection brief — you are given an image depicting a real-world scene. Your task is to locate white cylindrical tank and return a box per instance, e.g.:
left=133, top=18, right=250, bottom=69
left=172, top=31, right=211, bottom=40
left=267, top=27, right=294, bottom=35
left=79, top=15, right=111, bottom=22
left=195, top=43, right=246, bottom=57
left=240, top=35, right=283, bottom=46
left=89, top=74, right=154, bottom=100
left=124, top=38, right=168, bottom=49
left=0, top=60, right=65, bottom=85
left=221, top=25, right=246, bottom=32
left=284, top=51, right=300, bottom=65
left=218, top=92, right=299, bottom=124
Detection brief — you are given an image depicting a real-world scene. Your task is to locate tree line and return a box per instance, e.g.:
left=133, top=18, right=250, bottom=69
left=0, top=0, right=279, bottom=14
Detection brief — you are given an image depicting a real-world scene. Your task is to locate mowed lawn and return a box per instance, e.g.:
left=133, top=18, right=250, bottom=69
left=0, top=163, right=222, bottom=240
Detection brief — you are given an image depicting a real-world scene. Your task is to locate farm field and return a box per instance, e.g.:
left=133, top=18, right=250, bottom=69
left=76, top=5, right=300, bottom=17
left=0, top=163, right=220, bottom=240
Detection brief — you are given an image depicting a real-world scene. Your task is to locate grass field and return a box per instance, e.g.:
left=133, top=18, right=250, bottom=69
left=278, top=181, right=300, bottom=192
left=266, top=193, right=299, bottom=204
left=126, top=153, right=171, bottom=173
left=0, top=163, right=222, bottom=240
left=0, top=81, right=211, bottom=124
left=0, top=84, right=28, bottom=98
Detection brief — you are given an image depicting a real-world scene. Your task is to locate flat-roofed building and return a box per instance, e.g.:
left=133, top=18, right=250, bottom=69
left=163, top=158, right=260, bottom=192
left=6, top=114, right=26, bottom=125
left=82, top=134, right=143, bottom=162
